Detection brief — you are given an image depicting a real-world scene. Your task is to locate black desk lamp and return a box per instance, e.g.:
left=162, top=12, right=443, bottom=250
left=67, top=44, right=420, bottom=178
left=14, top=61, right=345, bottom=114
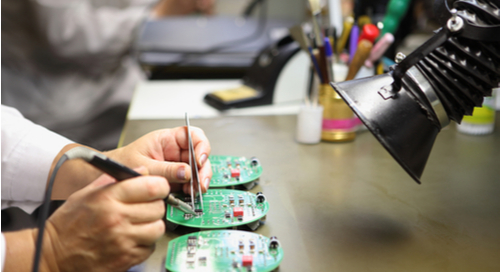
left=332, top=0, right=500, bottom=184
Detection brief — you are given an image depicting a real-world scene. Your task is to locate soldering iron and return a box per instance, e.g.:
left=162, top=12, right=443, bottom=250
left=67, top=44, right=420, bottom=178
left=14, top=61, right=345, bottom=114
left=64, top=146, right=197, bottom=215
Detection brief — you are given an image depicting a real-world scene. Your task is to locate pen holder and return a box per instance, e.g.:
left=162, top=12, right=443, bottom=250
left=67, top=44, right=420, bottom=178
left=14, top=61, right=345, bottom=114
left=318, top=83, right=356, bottom=142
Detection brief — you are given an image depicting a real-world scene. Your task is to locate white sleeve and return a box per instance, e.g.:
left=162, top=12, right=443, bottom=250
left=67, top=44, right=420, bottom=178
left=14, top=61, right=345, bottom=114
left=1, top=233, right=4, bottom=272
left=1, top=105, right=73, bottom=213
left=32, top=0, right=155, bottom=58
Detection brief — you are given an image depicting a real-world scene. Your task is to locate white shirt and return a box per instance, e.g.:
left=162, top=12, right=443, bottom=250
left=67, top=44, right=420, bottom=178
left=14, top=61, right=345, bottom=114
left=1, top=0, right=155, bottom=149
left=1, top=105, right=73, bottom=213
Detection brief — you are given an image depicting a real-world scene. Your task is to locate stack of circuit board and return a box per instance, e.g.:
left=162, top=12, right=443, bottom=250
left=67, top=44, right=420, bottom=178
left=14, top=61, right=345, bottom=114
left=165, top=154, right=283, bottom=271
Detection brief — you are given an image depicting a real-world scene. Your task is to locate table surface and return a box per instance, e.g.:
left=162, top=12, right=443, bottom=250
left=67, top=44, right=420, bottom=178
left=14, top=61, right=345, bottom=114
left=120, top=114, right=500, bottom=272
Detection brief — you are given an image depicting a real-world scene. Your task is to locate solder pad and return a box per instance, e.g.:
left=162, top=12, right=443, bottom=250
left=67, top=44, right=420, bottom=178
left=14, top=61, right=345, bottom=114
left=209, top=155, right=262, bottom=188
left=165, top=230, right=284, bottom=272
left=166, top=189, right=269, bottom=229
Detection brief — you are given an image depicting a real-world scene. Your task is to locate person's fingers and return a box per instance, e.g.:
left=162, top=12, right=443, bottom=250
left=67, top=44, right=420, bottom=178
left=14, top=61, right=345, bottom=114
left=198, top=158, right=212, bottom=192
left=128, top=219, right=166, bottom=246
left=111, top=176, right=170, bottom=203
left=172, top=126, right=210, bottom=166
left=82, top=172, right=117, bottom=191
left=123, top=200, right=166, bottom=224
left=146, top=160, right=191, bottom=183
left=134, top=166, right=149, bottom=176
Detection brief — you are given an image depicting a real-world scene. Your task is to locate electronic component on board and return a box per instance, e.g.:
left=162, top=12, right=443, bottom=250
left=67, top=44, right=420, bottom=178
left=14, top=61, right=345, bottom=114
left=233, top=207, right=244, bottom=217
left=242, top=255, right=253, bottom=267
left=250, top=157, right=259, bottom=166
left=269, top=236, right=280, bottom=249
left=256, top=192, right=266, bottom=203
left=231, top=168, right=240, bottom=178
left=187, top=236, right=197, bottom=246
left=166, top=189, right=268, bottom=230
left=208, top=155, right=263, bottom=189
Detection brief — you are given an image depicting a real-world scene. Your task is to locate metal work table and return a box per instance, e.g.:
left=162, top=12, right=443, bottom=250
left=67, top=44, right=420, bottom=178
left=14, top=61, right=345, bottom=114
left=121, top=114, right=500, bottom=272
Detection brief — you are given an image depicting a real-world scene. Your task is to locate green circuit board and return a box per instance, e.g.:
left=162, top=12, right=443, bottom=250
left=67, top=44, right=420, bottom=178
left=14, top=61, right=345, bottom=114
left=165, top=230, right=284, bottom=272
left=166, top=189, right=268, bottom=230
left=209, top=155, right=262, bottom=188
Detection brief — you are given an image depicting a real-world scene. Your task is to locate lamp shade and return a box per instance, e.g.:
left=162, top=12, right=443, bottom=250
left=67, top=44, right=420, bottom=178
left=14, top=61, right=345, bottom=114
left=331, top=74, right=441, bottom=184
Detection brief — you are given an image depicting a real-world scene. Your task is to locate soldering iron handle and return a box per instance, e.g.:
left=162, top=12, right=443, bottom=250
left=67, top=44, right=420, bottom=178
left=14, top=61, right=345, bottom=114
left=88, top=155, right=141, bottom=181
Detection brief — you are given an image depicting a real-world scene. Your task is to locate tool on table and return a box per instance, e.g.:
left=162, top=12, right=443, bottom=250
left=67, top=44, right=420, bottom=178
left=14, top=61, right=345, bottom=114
left=65, top=146, right=197, bottom=215
left=185, top=112, right=204, bottom=213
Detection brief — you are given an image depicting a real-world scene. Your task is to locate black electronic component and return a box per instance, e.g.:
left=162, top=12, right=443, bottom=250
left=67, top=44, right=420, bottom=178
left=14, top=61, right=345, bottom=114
left=225, top=211, right=231, bottom=218
left=187, top=236, right=197, bottom=247
left=269, top=236, right=280, bottom=249
left=256, top=192, right=266, bottom=203
left=250, top=157, right=259, bottom=166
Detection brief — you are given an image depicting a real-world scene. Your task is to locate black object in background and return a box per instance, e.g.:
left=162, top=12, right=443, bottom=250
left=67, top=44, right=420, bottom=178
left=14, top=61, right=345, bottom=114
left=136, top=16, right=296, bottom=79
left=203, top=35, right=300, bottom=110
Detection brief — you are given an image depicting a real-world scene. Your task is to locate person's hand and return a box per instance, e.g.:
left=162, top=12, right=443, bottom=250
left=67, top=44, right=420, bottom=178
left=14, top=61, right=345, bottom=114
left=43, top=167, right=169, bottom=272
left=106, top=127, right=212, bottom=195
left=152, top=0, right=215, bottom=17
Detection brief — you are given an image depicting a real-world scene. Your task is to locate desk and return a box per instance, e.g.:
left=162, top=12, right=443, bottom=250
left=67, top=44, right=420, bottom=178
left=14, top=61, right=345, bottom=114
left=121, top=114, right=500, bottom=272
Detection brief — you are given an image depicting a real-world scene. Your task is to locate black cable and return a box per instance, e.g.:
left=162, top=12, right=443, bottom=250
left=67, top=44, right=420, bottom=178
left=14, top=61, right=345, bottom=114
left=32, top=154, right=69, bottom=272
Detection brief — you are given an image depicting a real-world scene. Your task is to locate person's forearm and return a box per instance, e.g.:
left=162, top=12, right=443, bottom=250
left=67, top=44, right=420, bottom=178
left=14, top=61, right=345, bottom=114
left=3, top=229, right=58, bottom=272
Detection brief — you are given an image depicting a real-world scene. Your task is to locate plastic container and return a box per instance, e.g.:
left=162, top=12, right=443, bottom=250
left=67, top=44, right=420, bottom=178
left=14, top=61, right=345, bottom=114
left=296, top=104, right=324, bottom=144
left=457, top=88, right=497, bottom=135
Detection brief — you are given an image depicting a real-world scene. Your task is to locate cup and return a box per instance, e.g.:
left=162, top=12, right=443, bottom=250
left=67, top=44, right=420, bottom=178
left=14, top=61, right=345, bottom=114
left=296, top=104, right=324, bottom=144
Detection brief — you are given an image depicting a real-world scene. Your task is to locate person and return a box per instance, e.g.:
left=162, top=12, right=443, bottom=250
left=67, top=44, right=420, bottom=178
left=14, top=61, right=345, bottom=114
left=1, top=105, right=213, bottom=271
left=1, top=0, right=214, bottom=150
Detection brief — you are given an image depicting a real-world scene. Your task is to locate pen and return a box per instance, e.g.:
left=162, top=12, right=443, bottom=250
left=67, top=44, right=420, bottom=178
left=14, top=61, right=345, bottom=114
left=67, top=147, right=197, bottom=215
